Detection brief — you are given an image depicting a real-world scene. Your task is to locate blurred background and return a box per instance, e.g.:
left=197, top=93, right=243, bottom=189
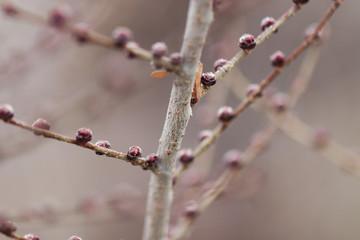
left=1, top=0, right=360, bottom=239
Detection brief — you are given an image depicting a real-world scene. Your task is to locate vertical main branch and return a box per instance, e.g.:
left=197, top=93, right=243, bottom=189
left=142, top=0, right=213, bottom=239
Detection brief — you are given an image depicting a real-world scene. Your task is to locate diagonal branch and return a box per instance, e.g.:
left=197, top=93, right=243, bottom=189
left=1, top=1, right=180, bottom=73
left=2, top=118, right=150, bottom=170
left=193, top=3, right=302, bottom=105
left=174, top=0, right=344, bottom=183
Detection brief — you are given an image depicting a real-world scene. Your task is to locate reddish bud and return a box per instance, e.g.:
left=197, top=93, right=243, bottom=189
left=223, top=149, right=244, bottom=168
left=246, top=84, right=262, bottom=98
left=24, top=234, right=40, bottom=240
left=0, top=220, right=16, bottom=236
left=112, top=26, right=132, bottom=47
left=170, top=52, right=182, bottom=65
left=178, top=149, right=194, bottom=165
left=201, top=72, right=216, bottom=86
left=151, top=42, right=168, bottom=58
left=183, top=201, right=198, bottom=218
left=1, top=3, right=17, bottom=15
left=198, top=130, right=212, bottom=142
left=76, top=128, right=92, bottom=144
left=127, top=146, right=142, bottom=160
left=0, top=104, right=14, bottom=121
left=95, top=140, right=111, bottom=155
left=293, top=0, right=309, bottom=4
left=146, top=154, right=158, bottom=167
left=270, top=93, right=289, bottom=112
left=32, top=119, right=51, bottom=136
left=214, top=58, right=227, bottom=72
left=270, top=51, right=285, bottom=67
left=217, top=106, right=234, bottom=122
left=73, top=23, right=91, bottom=44
left=48, top=4, right=72, bottom=28
left=261, top=17, right=276, bottom=32
left=213, top=0, right=223, bottom=10
left=239, top=33, right=256, bottom=50
left=68, top=236, right=82, bottom=240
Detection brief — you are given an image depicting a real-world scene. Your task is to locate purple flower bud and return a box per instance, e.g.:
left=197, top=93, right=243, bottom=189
left=127, top=146, right=142, bottom=160
left=76, top=128, right=93, bottom=144
left=112, top=26, right=132, bottom=47
left=0, top=104, right=14, bottom=121
left=217, top=106, right=234, bottom=122
left=270, top=51, right=285, bottom=67
left=95, top=140, right=111, bottom=155
left=223, top=149, right=244, bottom=168
left=32, top=119, right=51, bottom=136
left=239, top=33, right=256, bottom=50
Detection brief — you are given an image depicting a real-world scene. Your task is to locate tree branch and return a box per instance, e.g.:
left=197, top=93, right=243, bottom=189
left=193, top=3, right=302, bottom=105
left=2, top=118, right=151, bottom=170
left=1, top=1, right=180, bottom=73
left=174, top=0, right=344, bottom=183
left=142, top=0, right=213, bottom=239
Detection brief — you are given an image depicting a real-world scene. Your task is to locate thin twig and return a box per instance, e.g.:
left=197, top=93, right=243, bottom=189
left=174, top=0, right=343, bottom=183
left=3, top=118, right=151, bottom=170
left=1, top=1, right=180, bottom=73
left=171, top=2, right=344, bottom=234
left=170, top=116, right=280, bottom=240
left=194, top=0, right=341, bottom=164
left=194, top=3, right=302, bottom=105
left=7, top=233, right=28, bottom=240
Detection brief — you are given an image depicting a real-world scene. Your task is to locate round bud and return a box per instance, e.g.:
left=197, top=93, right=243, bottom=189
left=76, top=128, right=93, bottom=144
left=223, top=149, right=244, bottom=168
left=213, top=0, right=223, bottom=10
left=261, top=16, right=276, bottom=32
left=270, top=93, right=289, bottom=112
left=68, top=236, right=82, bottom=240
left=73, top=23, right=91, bottom=44
left=32, top=119, right=51, bottom=136
left=112, top=26, right=132, bottom=47
left=246, top=84, right=262, bottom=98
left=95, top=140, right=111, bottom=155
left=201, top=72, right=216, bottom=86
left=0, top=220, right=16, bottom=236
left=126, top=41, right=140, bottom=59
left=151, top=42, right=168, bottom=58
left=213, top=58, right=227, bottom=72
left=238, top=33, right=256, bottom=50
left=170, top=52, right=182, bottom=65
left=127, top=145, right=142, bottom=160
left=24, top=234, right=40, bottom=240
left=146, top=154, right=158, bottom=167
left=178, top=149, right=194, bottom=165
left=217, top=106, right=234, bottom=122
left=1, top=3, right=17, bottom=15
left=183, top=201, right=198, bottom=218
left=48, top=4, right=72, bottom=28
left=198, top=130, right=212, bottom=142
left=0, top=104, right=14, bottom=121
left=270, top=51, right=285, bottom=67
left=293, top=0, right=309, bottom=4
left=172, top=176, right=177, bottom=186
